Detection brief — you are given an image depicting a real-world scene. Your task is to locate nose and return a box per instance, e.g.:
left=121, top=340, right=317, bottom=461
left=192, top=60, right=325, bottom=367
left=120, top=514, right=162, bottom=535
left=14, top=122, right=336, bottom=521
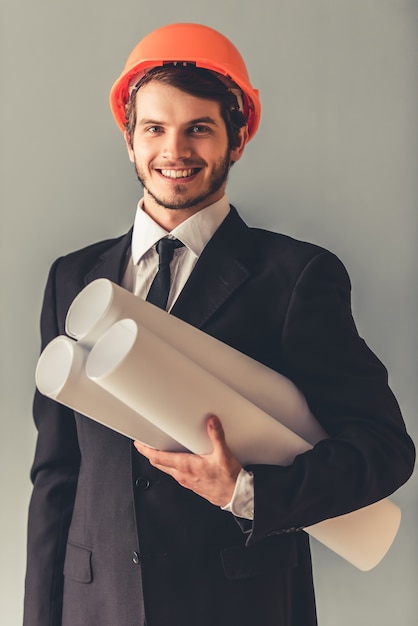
left=162, top=131, right=192, bottom=160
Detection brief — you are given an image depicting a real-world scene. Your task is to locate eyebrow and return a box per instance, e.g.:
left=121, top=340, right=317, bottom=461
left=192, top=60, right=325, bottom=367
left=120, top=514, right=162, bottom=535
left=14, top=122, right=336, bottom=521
left=187, top=117, right=219, bottom=126
left=137, top=116, right=219, bottom=127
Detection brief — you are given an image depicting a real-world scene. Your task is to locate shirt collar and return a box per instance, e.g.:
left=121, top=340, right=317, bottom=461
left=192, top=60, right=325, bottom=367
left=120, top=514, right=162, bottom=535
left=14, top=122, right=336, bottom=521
left=131, top=196, right=231, bottom=264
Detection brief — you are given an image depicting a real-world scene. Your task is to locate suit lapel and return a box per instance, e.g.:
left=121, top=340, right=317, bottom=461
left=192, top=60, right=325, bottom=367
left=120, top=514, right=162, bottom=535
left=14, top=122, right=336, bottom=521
left=171, top=207, right=259, bottom=329
left=84, top=229, right=133, bottom=286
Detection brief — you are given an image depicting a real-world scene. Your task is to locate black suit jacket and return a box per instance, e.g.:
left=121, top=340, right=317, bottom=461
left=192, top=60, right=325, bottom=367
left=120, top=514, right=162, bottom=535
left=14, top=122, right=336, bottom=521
left=24, top=207, right=415, bottom=626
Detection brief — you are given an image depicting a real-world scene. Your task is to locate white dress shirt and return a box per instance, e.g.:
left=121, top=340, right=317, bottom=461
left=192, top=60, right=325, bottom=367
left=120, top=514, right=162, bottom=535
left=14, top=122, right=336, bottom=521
left=122, top=195, right=254, bottom=521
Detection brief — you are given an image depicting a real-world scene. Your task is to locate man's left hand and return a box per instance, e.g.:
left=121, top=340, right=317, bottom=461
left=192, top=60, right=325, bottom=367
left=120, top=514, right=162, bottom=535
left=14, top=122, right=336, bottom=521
left=134, top=415, right=242, bottom=507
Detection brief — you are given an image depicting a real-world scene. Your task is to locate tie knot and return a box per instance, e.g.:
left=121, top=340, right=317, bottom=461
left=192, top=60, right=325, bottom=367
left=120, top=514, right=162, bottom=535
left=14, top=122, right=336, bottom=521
left=156, top=238, right=184, bottom=267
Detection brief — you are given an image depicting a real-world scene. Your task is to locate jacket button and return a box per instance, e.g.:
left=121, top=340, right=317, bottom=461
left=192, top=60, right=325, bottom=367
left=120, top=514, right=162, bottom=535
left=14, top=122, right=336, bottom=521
left=132, top=551, right=140, bottom=565
left=135, top=476, right=151, bottom=490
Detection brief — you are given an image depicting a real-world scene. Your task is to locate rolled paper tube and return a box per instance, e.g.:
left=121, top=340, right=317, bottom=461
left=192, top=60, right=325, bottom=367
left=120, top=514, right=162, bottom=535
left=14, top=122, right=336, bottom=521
left=84, top=318, right=402, bottom=571
left=85, top=318, right=313, bottom=466
left=305, top=499, right=401, bottom=571
left=65, top=278, right=327, bottom=445
left=35, top=335, right=187, bottom=451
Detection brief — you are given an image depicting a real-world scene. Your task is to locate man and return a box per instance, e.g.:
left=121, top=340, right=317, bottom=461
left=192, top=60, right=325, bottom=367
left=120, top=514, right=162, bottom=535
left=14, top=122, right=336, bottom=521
left=24, top=23, right=415, bottom=626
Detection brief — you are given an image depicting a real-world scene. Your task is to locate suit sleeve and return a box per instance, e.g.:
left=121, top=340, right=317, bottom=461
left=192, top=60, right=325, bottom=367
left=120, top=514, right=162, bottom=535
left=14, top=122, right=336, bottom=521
left=246, top=251, right=415, bottom=545
left=24, top=259, right=81, bottom=626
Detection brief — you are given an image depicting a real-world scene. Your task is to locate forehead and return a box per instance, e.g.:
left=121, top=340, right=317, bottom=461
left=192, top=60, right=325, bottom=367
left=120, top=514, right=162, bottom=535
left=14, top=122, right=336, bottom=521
left=134, top=80, right=223, bottom=121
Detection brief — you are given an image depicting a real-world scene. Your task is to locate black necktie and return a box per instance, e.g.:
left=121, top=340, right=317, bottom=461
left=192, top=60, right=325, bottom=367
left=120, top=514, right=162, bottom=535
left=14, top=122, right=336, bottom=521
left=146, top=238, right=184, bottom=310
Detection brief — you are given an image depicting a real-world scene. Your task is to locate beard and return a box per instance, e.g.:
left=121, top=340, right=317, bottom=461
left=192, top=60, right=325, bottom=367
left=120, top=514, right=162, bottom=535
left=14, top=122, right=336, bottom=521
left=133, top=151, right=231, bottom=210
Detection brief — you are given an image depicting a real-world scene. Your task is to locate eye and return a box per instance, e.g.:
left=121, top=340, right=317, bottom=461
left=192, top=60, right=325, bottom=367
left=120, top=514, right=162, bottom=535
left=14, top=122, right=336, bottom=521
left=189, top=125, right=211, bottom=134
left=146, top=125, right=163, bottom=134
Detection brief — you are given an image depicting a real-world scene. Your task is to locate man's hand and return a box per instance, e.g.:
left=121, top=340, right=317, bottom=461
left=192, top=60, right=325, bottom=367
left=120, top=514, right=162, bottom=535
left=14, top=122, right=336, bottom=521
left=134, top=415, right=242, bottom=507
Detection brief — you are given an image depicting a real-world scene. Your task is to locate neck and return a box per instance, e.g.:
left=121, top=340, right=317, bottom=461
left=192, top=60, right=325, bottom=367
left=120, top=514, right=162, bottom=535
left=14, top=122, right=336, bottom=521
left=142, top=190, right=225, bottom=231
left=142, top=204, right=202, bottom=231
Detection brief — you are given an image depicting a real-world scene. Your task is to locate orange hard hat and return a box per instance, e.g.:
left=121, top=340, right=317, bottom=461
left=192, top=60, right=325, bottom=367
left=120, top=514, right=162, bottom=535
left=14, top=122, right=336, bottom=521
left=109, top=23, right=261, bottom=141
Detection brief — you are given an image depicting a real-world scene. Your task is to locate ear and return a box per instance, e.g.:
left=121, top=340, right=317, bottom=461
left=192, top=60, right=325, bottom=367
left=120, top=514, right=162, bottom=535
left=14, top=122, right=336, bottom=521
left=230, top=125, right=249, bottom=164
left=124, top=130, right=135, bottom=163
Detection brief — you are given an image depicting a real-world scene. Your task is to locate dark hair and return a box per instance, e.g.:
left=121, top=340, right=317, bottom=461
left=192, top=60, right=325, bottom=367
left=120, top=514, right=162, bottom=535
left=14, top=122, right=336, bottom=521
left=125, top=64, right=247, bottom=149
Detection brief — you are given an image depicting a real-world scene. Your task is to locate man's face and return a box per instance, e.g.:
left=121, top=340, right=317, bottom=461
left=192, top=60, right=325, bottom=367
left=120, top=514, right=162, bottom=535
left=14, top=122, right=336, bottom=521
left=125, top=81, right=246, bottom=224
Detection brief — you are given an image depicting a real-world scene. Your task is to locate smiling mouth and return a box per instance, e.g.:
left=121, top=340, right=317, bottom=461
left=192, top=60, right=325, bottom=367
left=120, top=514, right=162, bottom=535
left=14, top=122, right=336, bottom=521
left=158, top=168, right=201, bottom=180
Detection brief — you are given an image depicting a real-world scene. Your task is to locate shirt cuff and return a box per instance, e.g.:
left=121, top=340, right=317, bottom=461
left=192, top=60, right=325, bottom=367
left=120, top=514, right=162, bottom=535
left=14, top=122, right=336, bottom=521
left=221, top=468, right=254, bottom=520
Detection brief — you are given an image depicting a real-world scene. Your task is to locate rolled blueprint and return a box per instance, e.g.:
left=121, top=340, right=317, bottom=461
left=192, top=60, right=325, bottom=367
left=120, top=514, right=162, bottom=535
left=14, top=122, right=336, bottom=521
left=35, top=278, right=403, bottom=570
left=85, top=318, right=313, bottom=466
left=66, top=278, right=326, bottom=445
left=306, top=499, right=401, bottom=571
left=35, top=335, right=187, bottom=452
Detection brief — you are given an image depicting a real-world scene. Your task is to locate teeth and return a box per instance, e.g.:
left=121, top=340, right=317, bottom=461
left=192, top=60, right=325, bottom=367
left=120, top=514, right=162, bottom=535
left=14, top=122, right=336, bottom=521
left=160, top=169, right=195, bottom=179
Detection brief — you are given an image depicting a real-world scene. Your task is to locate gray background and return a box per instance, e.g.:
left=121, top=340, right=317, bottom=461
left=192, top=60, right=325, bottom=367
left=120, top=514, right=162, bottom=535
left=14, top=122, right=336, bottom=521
left=1, top=0, right=417, bottom=624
